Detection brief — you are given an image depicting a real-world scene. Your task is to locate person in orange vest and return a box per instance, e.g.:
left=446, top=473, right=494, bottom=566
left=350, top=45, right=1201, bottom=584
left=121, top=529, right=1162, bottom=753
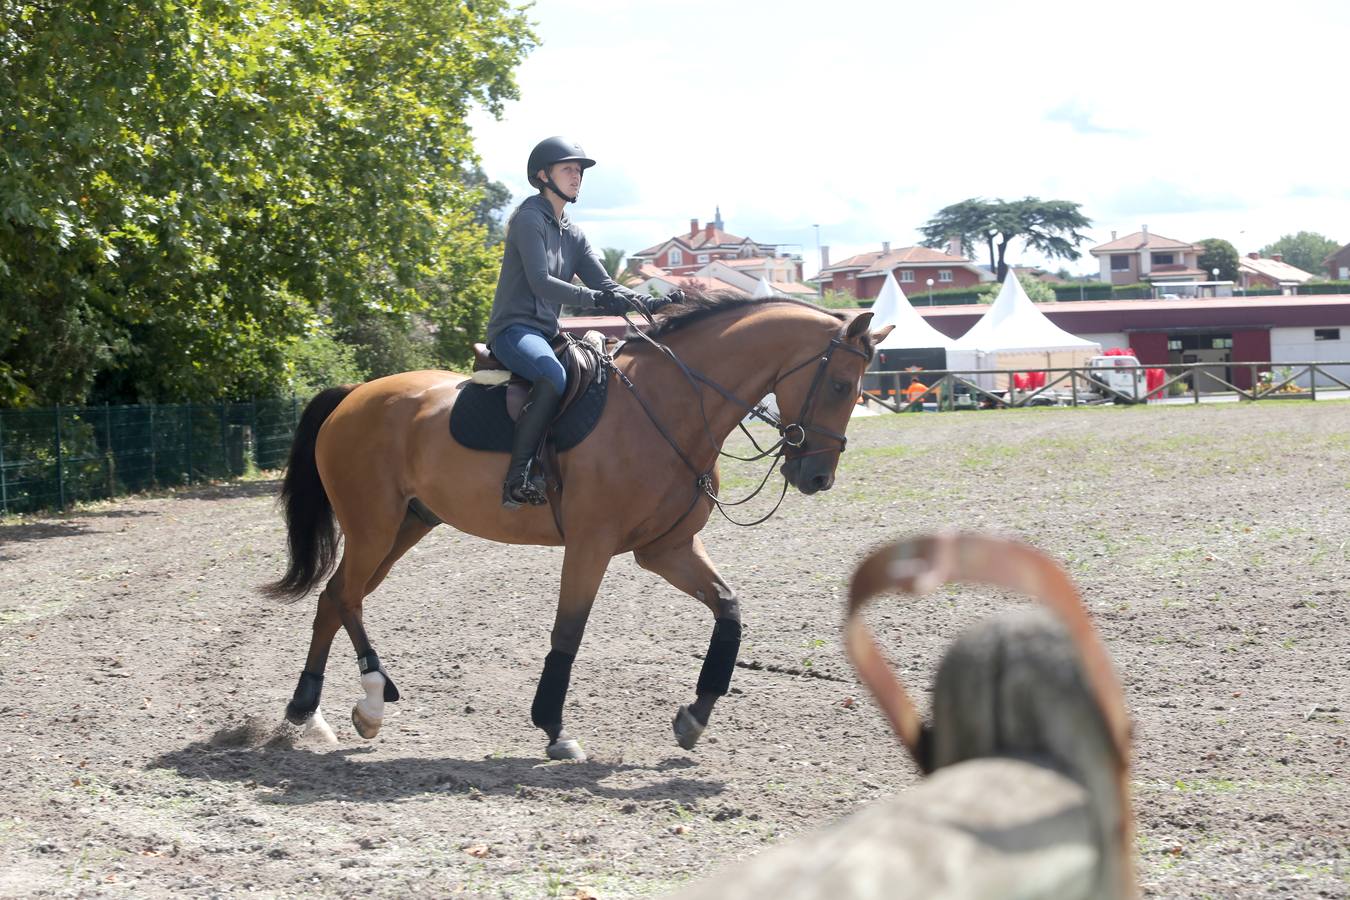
left=904, top=369, right=930, bottom=409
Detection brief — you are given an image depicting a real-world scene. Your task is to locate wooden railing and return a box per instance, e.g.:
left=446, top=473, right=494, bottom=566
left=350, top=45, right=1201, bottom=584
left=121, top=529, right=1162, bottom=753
left=862, top=361, right=1350, bottom=411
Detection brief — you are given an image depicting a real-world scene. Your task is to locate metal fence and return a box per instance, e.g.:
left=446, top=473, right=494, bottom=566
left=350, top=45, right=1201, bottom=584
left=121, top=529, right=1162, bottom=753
left=0, top=397, right=304, bottom=516
left=863, top=360, right=1350, bottom=412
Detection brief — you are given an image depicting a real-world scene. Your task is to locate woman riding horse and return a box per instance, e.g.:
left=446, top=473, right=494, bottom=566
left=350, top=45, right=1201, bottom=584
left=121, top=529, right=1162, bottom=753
left=487, top=136, right=668, bottom=508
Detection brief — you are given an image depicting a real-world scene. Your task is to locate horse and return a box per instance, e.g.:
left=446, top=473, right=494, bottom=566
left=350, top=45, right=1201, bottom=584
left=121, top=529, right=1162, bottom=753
left=263, top=294, right=893, bottom=761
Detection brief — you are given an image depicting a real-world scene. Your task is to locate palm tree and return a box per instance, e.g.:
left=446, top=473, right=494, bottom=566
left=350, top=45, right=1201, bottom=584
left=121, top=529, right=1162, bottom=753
left=600, top=248, right=639, bottom=286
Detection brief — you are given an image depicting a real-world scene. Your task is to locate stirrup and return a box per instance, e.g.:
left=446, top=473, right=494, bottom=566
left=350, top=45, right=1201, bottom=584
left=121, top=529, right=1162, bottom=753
left=502, top=471, right=548, bottom=509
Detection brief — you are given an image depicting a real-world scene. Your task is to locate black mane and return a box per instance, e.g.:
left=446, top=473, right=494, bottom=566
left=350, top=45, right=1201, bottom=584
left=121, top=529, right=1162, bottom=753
left=640, top=290, right=875, bottom=358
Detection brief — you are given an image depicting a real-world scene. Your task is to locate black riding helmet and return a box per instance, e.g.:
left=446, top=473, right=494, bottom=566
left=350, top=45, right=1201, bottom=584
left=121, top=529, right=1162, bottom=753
left=526, top=136, right=595, bottom=203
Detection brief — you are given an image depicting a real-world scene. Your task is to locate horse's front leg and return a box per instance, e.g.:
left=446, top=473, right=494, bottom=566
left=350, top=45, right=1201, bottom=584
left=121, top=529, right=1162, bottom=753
left=532, top=542, right=613, bottom=762
left=634, top=535, right=741, bottom=751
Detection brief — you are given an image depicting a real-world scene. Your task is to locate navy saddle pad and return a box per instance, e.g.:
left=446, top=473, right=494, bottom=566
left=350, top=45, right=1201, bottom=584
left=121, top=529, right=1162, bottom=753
left=449, top=376, right=609, bottom=453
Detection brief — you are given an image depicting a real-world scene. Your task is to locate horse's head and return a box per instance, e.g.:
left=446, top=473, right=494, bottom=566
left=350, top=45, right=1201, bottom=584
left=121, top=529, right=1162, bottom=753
left=776, top=311, right=893, bottom=495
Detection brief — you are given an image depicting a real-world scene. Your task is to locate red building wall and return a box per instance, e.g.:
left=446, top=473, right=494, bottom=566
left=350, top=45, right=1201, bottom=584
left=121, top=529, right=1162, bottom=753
left=1231, top=329, right=1272, bottom=390
left=855, top=266, right=983, bottom=300
left=826, top=270, right=861, bottom=296
left=1128, top=332, right=1169, bottom=366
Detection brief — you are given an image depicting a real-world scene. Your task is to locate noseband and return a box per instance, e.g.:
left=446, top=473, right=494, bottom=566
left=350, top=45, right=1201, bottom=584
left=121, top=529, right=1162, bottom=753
left=610, top=302, right=869, bottom=533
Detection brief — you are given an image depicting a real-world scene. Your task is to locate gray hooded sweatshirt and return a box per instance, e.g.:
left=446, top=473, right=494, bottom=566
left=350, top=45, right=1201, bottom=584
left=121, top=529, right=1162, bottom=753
left=486, top=195, right=622, bottom=345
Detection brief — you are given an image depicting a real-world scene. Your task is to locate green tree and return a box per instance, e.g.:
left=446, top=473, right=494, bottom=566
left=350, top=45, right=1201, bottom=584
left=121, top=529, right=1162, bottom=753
left=1017, top=272, right=1056, bottom=302
left=919, top=197, right=1091, bottom=281
left=0, top=0, right=535, bottom=406
left=600, top=248, right=627, bottom=280
left=462, top=164, right=513, bottom=245
left=1197, top=238, right=1240, bottom=282
left=1259, top=231, right=1339, bottom=277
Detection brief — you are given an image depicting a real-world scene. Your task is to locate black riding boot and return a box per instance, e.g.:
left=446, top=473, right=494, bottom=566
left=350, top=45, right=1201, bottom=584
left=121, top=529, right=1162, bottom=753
left=502, top=378, right=562, bottom=509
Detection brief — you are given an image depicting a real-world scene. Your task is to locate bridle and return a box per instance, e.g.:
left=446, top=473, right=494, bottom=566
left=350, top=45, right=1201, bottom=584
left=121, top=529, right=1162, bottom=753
left=607, top=299, right=870, bottom=535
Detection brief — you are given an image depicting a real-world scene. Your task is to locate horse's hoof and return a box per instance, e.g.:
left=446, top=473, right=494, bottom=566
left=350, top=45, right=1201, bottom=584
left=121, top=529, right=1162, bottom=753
left=673, top=705, right=705, bottom=751
left=351, top=705, right=382, bottom=739
left=302, top=709, right=338, bottom=745
left=546, top=738, right=586, bottom=761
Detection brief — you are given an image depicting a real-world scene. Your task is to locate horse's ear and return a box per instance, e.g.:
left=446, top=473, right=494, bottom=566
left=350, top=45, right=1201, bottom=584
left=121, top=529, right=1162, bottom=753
left=872, top=324, right=895, bottom=343
left=845, top=311, right=875, bottom=342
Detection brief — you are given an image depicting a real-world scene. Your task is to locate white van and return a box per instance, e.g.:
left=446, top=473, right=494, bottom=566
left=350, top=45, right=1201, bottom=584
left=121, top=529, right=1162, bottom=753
left=1085, top=355, right=1147, bottom=402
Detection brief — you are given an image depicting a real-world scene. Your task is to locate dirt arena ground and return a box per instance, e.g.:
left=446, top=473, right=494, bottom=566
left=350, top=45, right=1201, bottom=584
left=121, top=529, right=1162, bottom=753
left=1, top=399, right=1347, bottom=898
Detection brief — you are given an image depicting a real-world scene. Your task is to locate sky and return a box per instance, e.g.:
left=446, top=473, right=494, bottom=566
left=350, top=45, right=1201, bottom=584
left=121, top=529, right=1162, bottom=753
left=467, top=0, right=1350, bottom=278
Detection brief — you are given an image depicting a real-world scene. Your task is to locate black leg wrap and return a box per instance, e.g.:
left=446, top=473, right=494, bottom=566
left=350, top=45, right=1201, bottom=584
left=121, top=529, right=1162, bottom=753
left=357, top=651, right=400, bottom=702
left=696, top=618, right=742, bottom=697
left=531, top=649, right=575, bottom=730
left=285, top=670, right=324, bottom=725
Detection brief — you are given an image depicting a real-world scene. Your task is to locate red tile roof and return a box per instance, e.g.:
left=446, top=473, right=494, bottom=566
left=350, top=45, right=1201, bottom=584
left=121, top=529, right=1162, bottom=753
left=1238, top=256, right=1314, bottom=283
left=1091, top=231, right=1196, bottom=253
left=634, top=229, right=755, bottom=258
left=821, top=246, right=972, bottom=277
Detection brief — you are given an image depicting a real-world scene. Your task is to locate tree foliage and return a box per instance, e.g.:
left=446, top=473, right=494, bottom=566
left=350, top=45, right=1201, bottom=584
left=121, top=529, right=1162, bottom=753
left=1259, top=231, right=1340, bottom=277
left=919, top=197, right=1091, bottom=281
left=0, top=0, right=533, bottom=406
left=1197, top=238, right=1240, bottom=282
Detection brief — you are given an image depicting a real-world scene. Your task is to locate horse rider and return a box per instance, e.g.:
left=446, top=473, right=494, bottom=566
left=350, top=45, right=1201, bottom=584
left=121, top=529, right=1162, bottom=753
left=486, top=136, right=669, bottom=509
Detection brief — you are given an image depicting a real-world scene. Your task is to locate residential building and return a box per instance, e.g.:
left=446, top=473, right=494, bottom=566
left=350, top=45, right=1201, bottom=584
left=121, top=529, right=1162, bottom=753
left=628, top=208, right=780, bottom=276
left=1089, top=226, right=1204, bottom=285
left=632, top=258, right=815, bottom=299
left=1325, top=242, right=1350, bottom=280
left=1237, top=252, right=1315, bottom=292
left=1011, top=265, right=1067, bottom=284
left=814, top=242, right=993, bottom=299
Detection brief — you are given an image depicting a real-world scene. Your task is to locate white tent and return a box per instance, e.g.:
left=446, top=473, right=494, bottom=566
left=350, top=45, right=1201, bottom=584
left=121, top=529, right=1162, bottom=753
left=872, top=273, right=957, bottom=350
left=751, top=276, right=775, bottom=299
left=947, top=271, right=1101, bottom=389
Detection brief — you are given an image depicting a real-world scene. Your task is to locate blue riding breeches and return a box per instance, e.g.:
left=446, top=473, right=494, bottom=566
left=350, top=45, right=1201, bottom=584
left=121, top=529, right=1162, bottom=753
left=490, top=324, right=567, bottom=395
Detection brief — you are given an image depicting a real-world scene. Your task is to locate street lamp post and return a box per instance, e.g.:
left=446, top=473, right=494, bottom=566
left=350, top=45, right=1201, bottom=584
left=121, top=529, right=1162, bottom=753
left=1211, top=267, right=1220, bottom=298
left=926, top=277, right=934, bottom=305
left=813, top=224, right=822, bottom=297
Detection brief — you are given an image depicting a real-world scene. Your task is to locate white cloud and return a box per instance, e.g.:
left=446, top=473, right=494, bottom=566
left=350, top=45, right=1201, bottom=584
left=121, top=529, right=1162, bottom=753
left=469, top=0, right=1350, bottom=275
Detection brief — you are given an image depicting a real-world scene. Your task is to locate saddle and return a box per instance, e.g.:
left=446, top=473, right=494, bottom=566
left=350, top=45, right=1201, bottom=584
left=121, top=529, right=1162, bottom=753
left=470, top=330, right=611, bottom=422
left=449, top=330, right=616, bottom=506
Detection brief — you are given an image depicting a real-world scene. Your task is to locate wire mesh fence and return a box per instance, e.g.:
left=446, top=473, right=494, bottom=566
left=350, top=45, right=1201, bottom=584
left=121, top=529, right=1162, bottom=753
left=0, top=397, right=304, bottom=516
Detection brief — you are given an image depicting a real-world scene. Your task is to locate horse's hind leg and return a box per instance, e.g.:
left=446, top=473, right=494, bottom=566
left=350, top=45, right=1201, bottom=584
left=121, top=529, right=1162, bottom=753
left=284, top=588, right=343, bottom=741
left=286, top=508, right=432, bottom=740
left=634, top=535, right=741, bottom=751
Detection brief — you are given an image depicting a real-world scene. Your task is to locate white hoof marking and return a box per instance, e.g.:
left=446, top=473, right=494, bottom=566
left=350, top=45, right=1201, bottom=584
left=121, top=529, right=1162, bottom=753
left=303, top=708, right=338, bottom=745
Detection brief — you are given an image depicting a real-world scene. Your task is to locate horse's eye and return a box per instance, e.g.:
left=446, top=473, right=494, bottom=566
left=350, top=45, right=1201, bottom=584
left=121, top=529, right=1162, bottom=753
left=831, top=379, right=851, bottom=395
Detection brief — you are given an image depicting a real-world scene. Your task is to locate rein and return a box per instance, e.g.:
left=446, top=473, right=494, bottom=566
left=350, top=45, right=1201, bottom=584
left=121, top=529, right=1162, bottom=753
left=607, top=299, right=868, bottom=534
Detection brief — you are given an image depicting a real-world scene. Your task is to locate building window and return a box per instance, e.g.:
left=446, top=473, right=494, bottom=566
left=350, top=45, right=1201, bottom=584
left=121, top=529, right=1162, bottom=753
left=1111, top=254, right=1131, bottom=271
left=669, top=248, right=683, bottom=266
left=938, top=270, right=953, bottom=282
left=696, top=254, right=709, bottom=264
left=1315, top=328, right=1341, bottom=341
left=1152, top=253, right=1175, bottom=266
left=1211, top=337, right=1233, bottom=349
left=899, top=270, right=915, bottom=283
left=1168, top=339, right=1183, bottom=351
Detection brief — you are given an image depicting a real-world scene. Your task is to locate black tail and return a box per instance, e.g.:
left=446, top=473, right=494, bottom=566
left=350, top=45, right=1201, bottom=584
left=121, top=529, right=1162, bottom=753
left=262, top=385, right=358, bottom=600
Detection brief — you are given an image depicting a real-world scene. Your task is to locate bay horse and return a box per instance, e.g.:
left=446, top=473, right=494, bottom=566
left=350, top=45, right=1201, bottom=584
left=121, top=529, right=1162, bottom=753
left=264, top=294, right=893, bottom=760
